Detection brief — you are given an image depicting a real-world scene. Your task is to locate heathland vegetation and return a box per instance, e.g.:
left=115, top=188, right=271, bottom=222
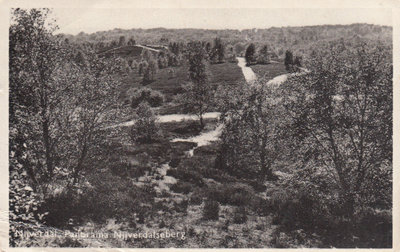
left=9, top=8, right=392, bottom=248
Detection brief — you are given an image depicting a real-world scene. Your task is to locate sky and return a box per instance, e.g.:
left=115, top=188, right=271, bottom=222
left=51, top=8, right=393, bottom=35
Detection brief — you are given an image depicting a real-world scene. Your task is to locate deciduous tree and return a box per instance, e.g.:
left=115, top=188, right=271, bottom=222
left=130, top=102, right=161, bottom=143
left=245, top=43, right=256, bottom=65
left=178, top=41, right=212, bottom=127
left=282, top=41, right=392, bottom=214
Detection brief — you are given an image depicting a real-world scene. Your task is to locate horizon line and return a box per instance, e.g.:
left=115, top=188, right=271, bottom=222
left=56, top=22, right=392, bottom=36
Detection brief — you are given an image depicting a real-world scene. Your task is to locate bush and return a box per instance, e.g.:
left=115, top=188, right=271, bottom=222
left=41, top=191, right=79, bottom=228
left=166, top=168, right=178, bottom=177
left=109, top=159, right=150, bottom=178
left=203, top=199, right=220, bottom=220
left=130, top=102, right=162, bottom=143
left=9, top=168, right=45, bottom=246
left=130, top=87, right=165, bottom=108
left=270, top=190, right=328, bottom=232
left=354, top=209, right=392, bottom=248
left=248, top=179, right=267, bottom=192
left=251, top=196, right=272, bottom=216
left=232, top=206, right=247, bottom=224
left=174, top=199, right=188, bottom=213
left=143, top=59, right=158, bottom=83
left=167, top=165, right=204, bottom=187
left=207, top=183, right=255, bottom=206
left=171, top=121, right=202, bottom=135
left=170, top=181, right=194, bottom=194
left=177, top=156, right=237, bottom=184
left=42, top=171, right=156, bottom=225
left=169, top=156, right=181, bottom=168
left=189, top=190, right=203, bottom=205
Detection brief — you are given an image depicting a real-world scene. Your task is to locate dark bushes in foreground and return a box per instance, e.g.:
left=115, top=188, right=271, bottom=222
left=206, top=183, right=255, bottom=206
left=170, top=181, right=194, bottom=194
left=203, top=199, right=220, bottom=220
left=268, top=188, right=392, bottom=248
left=41, top=172, right=155, bottom=228
left=166, top=167, right=204, bottom=187
left=233, top=206, right=247, bottom=224
left=189, top=190, right=203, bottom=205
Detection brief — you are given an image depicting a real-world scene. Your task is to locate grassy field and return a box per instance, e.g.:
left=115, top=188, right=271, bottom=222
left=119, top=61, right=245, bottom=114
left=209, top=62, right=245, bottom=87
left=249, top=63, right=287, bottom=81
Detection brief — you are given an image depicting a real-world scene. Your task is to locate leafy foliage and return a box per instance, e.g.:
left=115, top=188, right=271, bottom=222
left=130, top=102, right=162, bottom=143
left=177, top=41, right=213, bottom=127
left=257, top=45, right=270, bottom=64
left=210, top=37, right=225, bottom=64
left=9, top=9, right=126, bottom=245
left=281, top=40, right=392, bottom=214
left=217, top=79, right=289, bottom=180
left=129, top=87, right=165, bottom=108
left=284, top=50, right=294, bottom=71
left=245, top=43, right=256, bottom=65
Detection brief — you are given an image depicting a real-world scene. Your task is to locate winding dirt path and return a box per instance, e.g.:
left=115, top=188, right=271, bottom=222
left=236, top=57, right=257, bottom=83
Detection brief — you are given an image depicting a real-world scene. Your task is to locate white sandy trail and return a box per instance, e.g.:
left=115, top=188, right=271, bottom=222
left=110, top=112, right=221, bottom=128
left=236, top=57, right=257, bottom=83
left=171, top=124, right=224, bottom=157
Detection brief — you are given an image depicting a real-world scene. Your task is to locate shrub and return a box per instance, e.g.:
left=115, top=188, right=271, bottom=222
left=143, top=59, right=158, bottom=83
left=251, top=196, right=272, bottom=216
left=232, top=206, right=247, bottom=224
left=203, top=199, right=220, bottom=220
left=45, top=171, right=156, bottom=225
left=167, top=164, right=204, bottom=187
left=9, top=168, right=45, bottom=246
left=270, top=190, right=327, bottom=232
left=130, top=87, right=165, bottom=108
left=175, top=157, right=237, bottom=184
left=207, top=183, right=255, bottom=206
left=159, top=219, right=166, bottom=228
left=170, top=181, right=194, bottom=194
left=138, top=61, right=148, bottom=75
left=189, top=190, right=203, bottom=205
left=248, top=179, right=267, bottom=192
left=174, top=199, right=189, bottom=213
left=168, top=156, right=181, bottom=168
left=130, top=102, right=162, bottom=143
left=41, top=189, right=86, bottom=228
left=153, top=200, right=170, bottom=212
left=199, top=166, right=237, bottom=183
left=166, top=168, right=178, bottom=177
left=109, top=159, right=150, bottom=178
left=354, top=208, right=392, bottom=248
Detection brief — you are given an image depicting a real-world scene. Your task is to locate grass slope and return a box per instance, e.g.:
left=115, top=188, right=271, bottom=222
left=120, top=61, right=245, bottom=114
left=249, top=63, right=287, bottom=80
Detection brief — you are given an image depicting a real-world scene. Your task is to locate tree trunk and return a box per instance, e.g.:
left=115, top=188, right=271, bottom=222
left=72, top=140, right=88, bottom=185
left=260, top=139, right=273, bottom=179
left=42, top=119, right=53, bottom=179
left=199, top=114, right=204, bottom=129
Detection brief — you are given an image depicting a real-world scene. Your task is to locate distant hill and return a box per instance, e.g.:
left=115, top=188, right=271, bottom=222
left=62, top=23, right=392, bottom=59
left=63, top=23, right=391, bottom=44
left=97, top=44, right=164, bottom=59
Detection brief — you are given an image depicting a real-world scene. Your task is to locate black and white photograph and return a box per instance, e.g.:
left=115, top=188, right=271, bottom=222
left=3, top=0, right=397, bottom=249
